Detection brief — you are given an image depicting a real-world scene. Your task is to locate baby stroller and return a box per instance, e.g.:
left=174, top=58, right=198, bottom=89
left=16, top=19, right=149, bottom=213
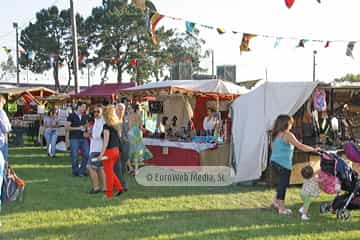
left=318, top=150, right=360, bottom=220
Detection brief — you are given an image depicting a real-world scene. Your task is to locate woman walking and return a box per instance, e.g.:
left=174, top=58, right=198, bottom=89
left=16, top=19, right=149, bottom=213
left=97, top=105, right=123, bottom=198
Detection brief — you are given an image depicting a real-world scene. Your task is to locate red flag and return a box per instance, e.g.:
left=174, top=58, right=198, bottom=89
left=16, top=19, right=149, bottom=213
left=285, top=0, right=295, bottom=8
left=324, top=41, right=330, bottom=48
left=130, top=59, right=137, bottom=67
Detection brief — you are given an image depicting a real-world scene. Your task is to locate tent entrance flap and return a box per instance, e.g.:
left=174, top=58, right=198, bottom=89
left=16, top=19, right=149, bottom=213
left=231, top=81, right=318, bottom=182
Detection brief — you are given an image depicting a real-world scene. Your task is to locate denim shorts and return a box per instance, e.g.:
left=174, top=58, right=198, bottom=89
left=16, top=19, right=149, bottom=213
left=87, top=152, right=103, bottom=169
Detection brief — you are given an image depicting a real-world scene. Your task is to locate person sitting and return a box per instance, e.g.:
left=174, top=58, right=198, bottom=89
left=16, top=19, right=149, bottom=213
left=203, top=107, right=216, bottom=136
left=43, top=109, right=58, bottom=158
left=86, top=105, right=106, bottom=194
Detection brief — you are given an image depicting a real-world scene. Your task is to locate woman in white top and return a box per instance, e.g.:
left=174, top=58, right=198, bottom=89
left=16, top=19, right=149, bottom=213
left=203, top=107, right=216, bottom=136
left=86, top=105, right=106, bottom=194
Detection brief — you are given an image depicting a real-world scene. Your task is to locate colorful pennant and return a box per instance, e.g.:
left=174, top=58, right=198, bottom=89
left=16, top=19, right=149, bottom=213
left=217, top=28, right=226, bottom=34
left=285, top=0, right=295, bottom=8
left=240, top=33, right=257, bottom=53
left=185, top=21, right=195, bottom=34
left=146, top=9, right=164, bottom=44
left=346, top=42, right=356, bottom=58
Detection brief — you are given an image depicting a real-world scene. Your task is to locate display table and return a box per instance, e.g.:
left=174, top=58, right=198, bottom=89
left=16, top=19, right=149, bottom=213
left=144, top=138, right=222, bottom=166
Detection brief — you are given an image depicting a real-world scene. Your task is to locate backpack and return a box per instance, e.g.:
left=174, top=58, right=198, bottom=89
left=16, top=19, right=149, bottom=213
left=1, top=165, right=25, bottom=204
left=313, top=88, right=327, bottom=112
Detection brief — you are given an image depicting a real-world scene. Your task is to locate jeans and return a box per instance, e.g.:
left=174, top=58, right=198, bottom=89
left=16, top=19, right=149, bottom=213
left=272, top=162, right=291, bottom=200
left=70, top=138, right=90, bottom=176
left=0, top=143, right=8, bottom=162
left=44, top=129, right=57, bottom=157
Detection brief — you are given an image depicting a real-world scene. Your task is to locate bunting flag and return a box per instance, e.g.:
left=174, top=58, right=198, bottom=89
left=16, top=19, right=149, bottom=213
left=130, top=58, right=137, bottom=67
left=2, top=46, right=11, bottom=54
left=274, top=37, right=282, bottom=48
left=346, top=42, right=356, bottom=58
left=296, top=39, right=308, bottom=48
left=324, top=41, right=330, bottom=48
left=217, top=28, right=226, bottom=34
left=146, top=9, right=164, bottom=44
left=200, top=24, right=214, bottom=30
left=27, top=51, right=34, bottom=60
left=285, top=0, right=295, bottom=8
left=185, top=21, right=195, bottom=34
left=316, top=0, right=321, bottom=3
left=240, top=33, right=257, bottom=53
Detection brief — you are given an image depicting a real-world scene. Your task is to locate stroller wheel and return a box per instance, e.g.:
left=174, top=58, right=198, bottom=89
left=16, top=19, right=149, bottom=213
left=320, top=202, right=331, bottom=214
left=336, top=209, right=351, bottom=221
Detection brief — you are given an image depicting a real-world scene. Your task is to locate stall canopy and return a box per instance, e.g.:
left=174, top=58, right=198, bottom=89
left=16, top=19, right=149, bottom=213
left=73, top=83, right=135, bottom=100
left=0, top=87, right=56, bottom=104
left=119, top=79, right=249, bottom=98
left=231, top=81, right=318, bottom=182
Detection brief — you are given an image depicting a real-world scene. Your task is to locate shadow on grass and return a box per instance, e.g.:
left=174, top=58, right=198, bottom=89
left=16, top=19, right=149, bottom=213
left=2, top=208, right=359, bottom=240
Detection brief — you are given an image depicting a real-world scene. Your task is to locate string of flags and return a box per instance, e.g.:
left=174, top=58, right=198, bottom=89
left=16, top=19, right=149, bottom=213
left=142, top=7, right=360, bottom=58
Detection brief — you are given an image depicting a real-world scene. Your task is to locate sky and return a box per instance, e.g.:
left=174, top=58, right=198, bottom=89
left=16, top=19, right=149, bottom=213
left=1, top=0, right=360, bottom=86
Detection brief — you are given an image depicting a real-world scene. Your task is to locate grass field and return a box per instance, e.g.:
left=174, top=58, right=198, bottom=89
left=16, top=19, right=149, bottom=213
left=0, top=146, right=359, bottom=240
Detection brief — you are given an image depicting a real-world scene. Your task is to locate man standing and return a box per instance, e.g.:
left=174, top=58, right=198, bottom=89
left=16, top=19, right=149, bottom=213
left=0, top=95, right=11, bottom=163
left=66, top=102, right=89, bottom=177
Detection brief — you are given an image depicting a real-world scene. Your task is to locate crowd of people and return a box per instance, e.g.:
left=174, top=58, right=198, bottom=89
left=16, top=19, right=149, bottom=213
left=0, top=94, right=338, bottom=224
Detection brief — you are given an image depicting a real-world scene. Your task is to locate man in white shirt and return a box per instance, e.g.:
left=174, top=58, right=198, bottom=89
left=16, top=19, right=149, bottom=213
left=0, top=95, right=11, bottom=163
left=86, top=105, right=106, bottom=194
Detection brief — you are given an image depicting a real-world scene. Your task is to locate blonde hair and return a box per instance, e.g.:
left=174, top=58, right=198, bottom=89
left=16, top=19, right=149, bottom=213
left=103, top=105, right=121, bottom=130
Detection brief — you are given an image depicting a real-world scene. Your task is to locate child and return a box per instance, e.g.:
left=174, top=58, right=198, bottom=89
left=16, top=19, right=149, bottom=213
left=299, top=165, right=321, bottom=220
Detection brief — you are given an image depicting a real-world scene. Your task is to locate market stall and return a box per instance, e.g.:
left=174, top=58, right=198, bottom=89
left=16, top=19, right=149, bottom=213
left=72, top=82, right=135, bottom=103
left=119, top=79, right=249, bottom=167
left=0, top=87, right=57, bottom=146
left=231, top=81, right=360, bottom=185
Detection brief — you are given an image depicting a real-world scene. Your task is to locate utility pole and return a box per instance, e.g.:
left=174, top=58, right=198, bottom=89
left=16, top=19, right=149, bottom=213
left=70, top=0, right=80, bottom=93
left=87, top=65, right=90, bottom=87
left=313, top=50, right=317, bottom=82
left=13, top=22, right=20, bottom=87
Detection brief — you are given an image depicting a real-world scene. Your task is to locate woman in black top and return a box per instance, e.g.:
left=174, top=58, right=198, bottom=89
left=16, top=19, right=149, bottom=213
left=97, top=105, right=123, bottom=198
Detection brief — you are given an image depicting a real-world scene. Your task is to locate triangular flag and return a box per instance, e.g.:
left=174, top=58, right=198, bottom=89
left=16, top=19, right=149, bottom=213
left=240, top=33, right=257, bottom=53
left=274, top=37, right=282, bottom=48
left=316, top=0, right=321, bottom=3
left=346, top=42, right=356, bottom=58
left=296, top=39, right=308, bottom=48
left=2, top=47, right=11, bottom=54
left=285, top=0, right=295, bottom=8
left=146, top=9, right=164, bottom=44
left=130, top=59, right=138, bottom=67
left=217, top=28, right=226, bottom=34
left=185, top=21, right=195, bottom=34
left=324, top=41, right=330, bottom=48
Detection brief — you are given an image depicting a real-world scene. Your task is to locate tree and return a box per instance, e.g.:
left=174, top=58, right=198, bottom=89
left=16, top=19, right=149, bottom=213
left=86, top=1, right=160, bottom=84
left=19, top=6, right=87, bottom=91
left=0, top=57, right=16, bottom=81
left=335, top=73, right=360, bottom=82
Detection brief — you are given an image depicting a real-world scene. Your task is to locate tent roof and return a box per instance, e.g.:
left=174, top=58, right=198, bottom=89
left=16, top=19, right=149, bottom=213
left=73, top=83, right=135, bottom=99
left=0, top=87, right=56, bottom=98
left=119, top=79, right=249, bottom=98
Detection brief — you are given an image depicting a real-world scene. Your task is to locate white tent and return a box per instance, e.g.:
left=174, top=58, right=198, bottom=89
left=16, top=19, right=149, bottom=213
left=231, top=81, right=318, bottom=182
left=121, top=79, right=249, bottom=95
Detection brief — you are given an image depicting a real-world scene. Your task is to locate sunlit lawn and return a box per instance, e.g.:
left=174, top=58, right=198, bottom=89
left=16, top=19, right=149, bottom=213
left=0, top=146, right=359, bottom=240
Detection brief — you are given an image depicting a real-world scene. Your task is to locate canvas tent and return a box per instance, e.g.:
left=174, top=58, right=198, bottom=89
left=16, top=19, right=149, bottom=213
left=73, top=83, right=135, bottom=101
left=231, top=81, right=318, bottom=182
left=120, top=79, right=249, bottom=97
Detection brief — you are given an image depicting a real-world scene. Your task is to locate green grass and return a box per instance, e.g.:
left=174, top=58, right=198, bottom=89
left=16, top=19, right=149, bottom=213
left=1, top=146, right=359, bottom=240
